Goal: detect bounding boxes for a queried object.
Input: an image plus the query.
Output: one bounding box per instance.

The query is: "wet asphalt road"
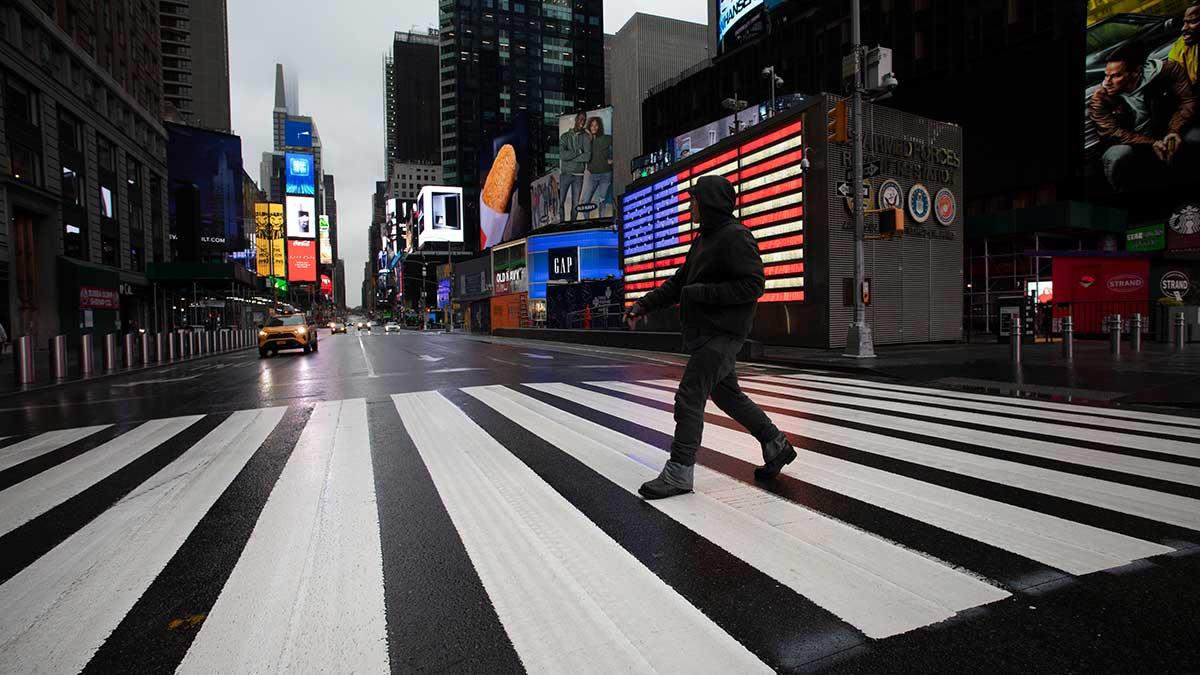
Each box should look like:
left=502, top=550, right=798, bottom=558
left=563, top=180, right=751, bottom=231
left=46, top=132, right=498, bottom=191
left=0, top=329, right=1198, bottom=674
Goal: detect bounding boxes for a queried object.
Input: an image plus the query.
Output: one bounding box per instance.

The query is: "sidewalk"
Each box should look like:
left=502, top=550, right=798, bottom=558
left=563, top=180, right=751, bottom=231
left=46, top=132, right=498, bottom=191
left=757, top=340, right=1200, bottom=409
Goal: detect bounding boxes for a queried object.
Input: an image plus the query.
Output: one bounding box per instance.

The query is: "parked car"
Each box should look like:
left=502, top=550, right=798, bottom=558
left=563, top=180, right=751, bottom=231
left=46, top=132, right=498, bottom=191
left=258, top=313, right=318, bottom=357
left=384, top=322, right=401, bottom=333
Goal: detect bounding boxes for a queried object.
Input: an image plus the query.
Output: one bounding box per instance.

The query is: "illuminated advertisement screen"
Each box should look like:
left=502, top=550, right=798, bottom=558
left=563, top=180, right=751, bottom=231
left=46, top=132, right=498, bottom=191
left=285, top=152, right=315, bottom=195
left=557, top=106, right=614, bottom=222
left=286, top=195, right=316, bottom=239
left=718, top=0, right=764, bottom=44
left=620, top=118, right=805, bottom=307
left=418, top=186, right=465, bottom=246
left=479, top=112, right=530, bottom=249
left=253, top=203, right=286, bottom=277
left=285, top=120, right=313, bottom=147
left=318, top=215, right=333, bottom=264
left=287, top=238, right=317, bottom=282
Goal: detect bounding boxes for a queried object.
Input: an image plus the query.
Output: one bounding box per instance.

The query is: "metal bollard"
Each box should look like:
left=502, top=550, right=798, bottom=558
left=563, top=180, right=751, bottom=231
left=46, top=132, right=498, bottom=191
left=123, top=333, right=137, bottom=368
left=1109, top=314, right=1121, bottom=358
left=1010, top=316, right=1022, bottom=365
left=1061, top=316, right=1074, bottom=360
left=141, top=333, right=152, bottom=365
left=104, top=334, right=118, bottom=372
left=15, top=335, right=36, bottom=384
left=1177, top=313, right=1188, bottom=353
left=1131, top=313, right=1142, bottom=353
left=80, top=334, right=95, bottom=375
left=208, top=331, right=215, bottom=354
left=49, top=335, right=68, bottom=380
left=198, top=331, right=207, bottom=355
left=190, top=330, right=198, bottom=357
left=156, top=333, right=166, bottom=364
left=166, top=332, right=176, bottom=361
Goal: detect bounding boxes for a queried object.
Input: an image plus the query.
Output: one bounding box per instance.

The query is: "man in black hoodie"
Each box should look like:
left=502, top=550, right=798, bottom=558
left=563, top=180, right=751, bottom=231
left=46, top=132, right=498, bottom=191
left=624, top=175, right=797, bottom=500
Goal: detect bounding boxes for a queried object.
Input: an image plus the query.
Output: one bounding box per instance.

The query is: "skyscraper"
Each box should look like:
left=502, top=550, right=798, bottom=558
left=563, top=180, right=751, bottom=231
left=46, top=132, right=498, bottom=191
left=439, top=0, right=606, bottom=248
left=159, top=0, right=232, bottom=131
left=387, top=30, right=440, bottom=168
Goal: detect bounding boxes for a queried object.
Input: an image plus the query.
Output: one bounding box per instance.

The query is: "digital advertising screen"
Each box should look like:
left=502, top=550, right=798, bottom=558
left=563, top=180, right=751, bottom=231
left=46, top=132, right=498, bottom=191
left=320, top=274, right=333, bottom=297
left=621, top=118, right=806, bottom=308
left=287, top=238, right=317, bottom=282
left=417, top=186, right=465, bottom=246
left=718, top=0, right=765, bottom=44
left=319, top=215, right=333, bottom=264
left=531, top=171, right=561, bottom=229
left=557, top=106, right=614, bottom=222
left=285, top=152, right=315, bottom=195
left=285, top=120, right=313, bottom=147
left=253, top=202, right=286, bottom=277
left=286, top=195, right=316, bottom=239
left=479, top=112, right=530, bottom=250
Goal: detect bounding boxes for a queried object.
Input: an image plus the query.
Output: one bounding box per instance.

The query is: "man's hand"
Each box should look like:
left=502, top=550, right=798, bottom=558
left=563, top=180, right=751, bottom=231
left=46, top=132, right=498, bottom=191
left=1153, top=139, right=1168, bottom=162
left=623, top=303, right=644, bottom=330
left=1162, top=133, right=1182, bottom=164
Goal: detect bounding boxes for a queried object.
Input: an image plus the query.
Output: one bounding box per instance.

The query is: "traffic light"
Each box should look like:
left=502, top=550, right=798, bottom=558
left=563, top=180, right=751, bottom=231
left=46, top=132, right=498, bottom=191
left=879, top=207, right=904, bottom=237
left=827, top=100, right=848, bottom=143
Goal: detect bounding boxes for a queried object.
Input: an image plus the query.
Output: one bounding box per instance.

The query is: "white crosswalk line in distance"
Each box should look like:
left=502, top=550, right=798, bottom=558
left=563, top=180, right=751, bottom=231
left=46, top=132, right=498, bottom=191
left=0, top=416, right=204, bottom=537
left=465, top=385, right=1009, bottom=640
left=587, top=382, right=1200, bottom=531
left=393, top=390, right=772, bottom=674
left=704, top=378, right=1200, bottom=459
left=180, top=400, right=388, bottom=674
left=0, top=408, right=285, bottom=675
left=612, top=380, right=1200, bottom=487
left=747, top=374, right=1200, bottom=438
left=0, top=425, right=111, bottom=472
left=781, top=373, right=1200, bottom=429
left=537, top=383, right=1173, bottom=574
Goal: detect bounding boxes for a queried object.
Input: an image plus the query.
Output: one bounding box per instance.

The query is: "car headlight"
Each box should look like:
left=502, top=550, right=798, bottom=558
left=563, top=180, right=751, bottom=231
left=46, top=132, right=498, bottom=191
left=259, top=330, right=268, bottom=338
left=297, top=326, right=306, bottom=334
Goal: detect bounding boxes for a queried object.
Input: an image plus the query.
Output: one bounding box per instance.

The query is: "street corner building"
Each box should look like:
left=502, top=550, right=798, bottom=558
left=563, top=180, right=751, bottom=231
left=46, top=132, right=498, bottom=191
left=620, top=95, right=964, bottom=349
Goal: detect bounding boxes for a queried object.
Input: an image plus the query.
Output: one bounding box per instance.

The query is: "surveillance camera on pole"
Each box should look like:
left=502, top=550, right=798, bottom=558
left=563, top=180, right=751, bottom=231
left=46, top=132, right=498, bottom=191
left=761, top=66, right=784, bottom=117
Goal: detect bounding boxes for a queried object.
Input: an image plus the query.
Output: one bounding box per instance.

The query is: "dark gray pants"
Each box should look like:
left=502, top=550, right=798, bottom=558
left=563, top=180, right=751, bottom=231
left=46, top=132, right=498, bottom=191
left=669, top=334, right=782, bottom=466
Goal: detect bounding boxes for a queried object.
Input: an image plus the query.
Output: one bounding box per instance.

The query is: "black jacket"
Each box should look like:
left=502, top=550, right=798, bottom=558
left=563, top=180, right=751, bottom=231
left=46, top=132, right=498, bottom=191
left=635, top=175, right=765, bottom=342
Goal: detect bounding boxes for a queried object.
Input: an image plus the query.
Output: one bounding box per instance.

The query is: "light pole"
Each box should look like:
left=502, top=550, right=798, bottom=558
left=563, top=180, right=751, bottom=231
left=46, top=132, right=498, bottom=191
left=722, top=95, right=748, bottom=133
left=844, top=0, right=876, bottom=358
left=762, top=66, right=784, bottom=117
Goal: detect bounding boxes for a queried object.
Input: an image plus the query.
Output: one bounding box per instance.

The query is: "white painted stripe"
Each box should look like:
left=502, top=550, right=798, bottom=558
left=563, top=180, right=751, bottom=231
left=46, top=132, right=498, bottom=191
left=761, top=249, right=804, bottom=263
left=0, top=408, right=285, bottom=675
left=765, top=277, right=805, bottom=290
left=600, top=381, right=1200, bottom=488
left=739, top=163, right=804, bottom=192
left=782, top=373, right=1200, bottom=429
left=0, top=416, right=203, bottom=536
left=739, top=192, right=803, bottom=217
left=536, top=384, right=1172, bottom=574
left=751, top=374, right=1200, bottom=438
left=393, top=391, right=770, bottom=674
left=0, top=425, right=111, bottom=472
left=180, top=400, right=387, bottom=674
left=740, top=135, right=804, bottom=166
left=729, top=378, right=1200, bottom=459
left=751, top=220, right=804, bottom=240
left=467, top=385, right=1008, bottom=640
left=522, top=352, right=554, bottom=360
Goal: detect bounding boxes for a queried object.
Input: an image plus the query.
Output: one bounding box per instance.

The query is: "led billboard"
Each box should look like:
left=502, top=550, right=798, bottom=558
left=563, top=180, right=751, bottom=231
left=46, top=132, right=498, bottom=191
left=253, top=203, right=286, bottom=277
left=287, top=238, right=317, bottom=282
left=718, top=0, right=765, bottom=44
left=557, top=106, right=614, bottom=222
left=285, top=120, right=313, bottom=147
left=286, top=195, right=316, bottom=239
left=417, top=186, right=464, bottom=246
left=319, top=215, right=333, bottom=264
left=531, top=171, right=561, bottom=229
left=479, top=113, right=530, bottom=249
left=620, top=118, right=806, bottom=307
left=285, top=152, right=315, bottom=195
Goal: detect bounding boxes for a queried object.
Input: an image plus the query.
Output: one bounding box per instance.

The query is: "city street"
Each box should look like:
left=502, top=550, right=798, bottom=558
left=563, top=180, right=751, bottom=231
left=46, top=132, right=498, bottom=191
left=1, top=331, right=1198, bottom=673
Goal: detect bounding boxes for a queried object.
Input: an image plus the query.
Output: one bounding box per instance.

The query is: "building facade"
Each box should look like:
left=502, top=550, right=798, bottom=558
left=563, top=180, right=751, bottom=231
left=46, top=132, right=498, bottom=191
left=1, top=0, right=170, bottom=341
left=388, top=161, right=442, bottom=203
left=159, top=0, right=231, bottom=132
left=389, top=30, right=440, bottom=168
left=439, top=0, right=606, bottom=249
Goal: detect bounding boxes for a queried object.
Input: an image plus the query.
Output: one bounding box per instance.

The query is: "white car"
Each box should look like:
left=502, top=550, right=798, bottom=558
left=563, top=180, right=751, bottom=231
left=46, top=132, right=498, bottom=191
left=384, top=322, right=401, bottom=333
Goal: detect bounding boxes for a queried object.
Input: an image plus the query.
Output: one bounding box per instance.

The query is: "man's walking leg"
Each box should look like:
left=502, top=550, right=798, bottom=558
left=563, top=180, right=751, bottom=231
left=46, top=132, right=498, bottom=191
left=711, top=371, right=796, bottom=479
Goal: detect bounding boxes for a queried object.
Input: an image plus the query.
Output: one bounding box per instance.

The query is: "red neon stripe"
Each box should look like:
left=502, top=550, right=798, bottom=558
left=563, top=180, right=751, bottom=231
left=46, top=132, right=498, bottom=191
left=740, top=150, right=803, bottom=180
left=758, top=234, right=805, bottom=251
left=624, top=280, right=659, bottom=291
left=691, top=149, right=738, bottom=175
left=765, top=263, right=805, bottom=277
left=625, top=261, right=654, bottom=273
left=761, top=291, right=805, bottom=303
left=678, top=231, right=697, bottom=245
left=737, top=121, right=803, bottom=154
left=744, top=206, right=804, bottom=228
left=677, top=210, right=691, bottom=223
left=737, top=177, right=804, bottom=206
left=655, top=255, right=687, bottom=268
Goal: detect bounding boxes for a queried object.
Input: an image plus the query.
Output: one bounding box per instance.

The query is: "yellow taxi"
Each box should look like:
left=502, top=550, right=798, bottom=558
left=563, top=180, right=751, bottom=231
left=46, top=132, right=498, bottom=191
left=258, top=313, right=318, bottom=357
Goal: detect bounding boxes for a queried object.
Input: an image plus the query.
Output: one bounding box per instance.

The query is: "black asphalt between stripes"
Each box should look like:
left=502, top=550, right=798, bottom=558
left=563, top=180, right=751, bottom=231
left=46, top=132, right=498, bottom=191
left=448, top=387, right=866, bottom=673
left=0, top=413, right=229, bottom=586
left=84, top=405, right=311, bottom=674
left=732, top=382, right=1200, bottom=469
left=764, top=375, right=1200, bottom=431
left=754, top=378, right=1200, bottom=444
left=0, top=423, right=134, bottom=492
left=368, top=396, right=523, bottom=675
left=561, top=383, right=1062, bottom=591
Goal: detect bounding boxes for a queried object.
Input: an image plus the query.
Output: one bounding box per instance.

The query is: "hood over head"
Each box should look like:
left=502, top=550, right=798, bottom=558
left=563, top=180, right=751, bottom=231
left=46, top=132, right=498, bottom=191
left=692, top=175, right=738, bottom=233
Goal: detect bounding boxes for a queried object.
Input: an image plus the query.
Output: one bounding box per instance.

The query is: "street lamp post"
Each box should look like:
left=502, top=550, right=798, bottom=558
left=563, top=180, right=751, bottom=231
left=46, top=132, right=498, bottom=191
left=844, top=0, right=876, bottom=358
left=762, top=66, right=784, bottom=118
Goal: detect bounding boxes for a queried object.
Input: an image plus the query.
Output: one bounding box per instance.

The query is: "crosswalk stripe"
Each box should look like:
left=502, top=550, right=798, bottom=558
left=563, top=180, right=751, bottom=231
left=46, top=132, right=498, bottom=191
left=585, top=382, right=1200, bottom=533
left=394, top=390, right=773, bottom=673
left=180, top=400, right=388, bottom=674
left=0, top=416, right=203, bottom=537
left=0, top=425, right=111, bottom=472
left=466, top=385, right=1009, bottom=640
left=781, top=373, right=1200, bottom=429
left=748, top=375, right=1200, bottom=439
left=532, top=383, right=1174, bottom=575
left=721, top=378, right=1200, bottom=459
left=0, top=408, right=285, bottom=675
left=602, top=381, right=1200, bottom=488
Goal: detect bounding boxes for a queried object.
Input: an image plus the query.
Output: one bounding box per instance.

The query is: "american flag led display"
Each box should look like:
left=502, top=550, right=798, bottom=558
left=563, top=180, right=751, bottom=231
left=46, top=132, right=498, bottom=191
left=620, top=120, right=805, bottom=307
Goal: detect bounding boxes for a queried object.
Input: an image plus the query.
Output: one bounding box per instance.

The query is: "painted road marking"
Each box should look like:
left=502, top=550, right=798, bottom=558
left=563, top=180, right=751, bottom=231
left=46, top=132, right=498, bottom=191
left=0, top=425, right=111, bottom=473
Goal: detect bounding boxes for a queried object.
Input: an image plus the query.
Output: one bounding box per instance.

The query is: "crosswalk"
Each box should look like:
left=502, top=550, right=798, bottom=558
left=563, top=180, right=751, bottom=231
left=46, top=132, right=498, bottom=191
left=1, top=373, right=1198, bottom=673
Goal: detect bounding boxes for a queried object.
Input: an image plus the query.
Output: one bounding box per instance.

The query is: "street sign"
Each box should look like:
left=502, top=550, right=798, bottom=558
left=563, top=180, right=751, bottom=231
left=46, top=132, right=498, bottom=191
left=837, top=181, right=870, bottom=198
left=845, top=160, right=881, bottom=180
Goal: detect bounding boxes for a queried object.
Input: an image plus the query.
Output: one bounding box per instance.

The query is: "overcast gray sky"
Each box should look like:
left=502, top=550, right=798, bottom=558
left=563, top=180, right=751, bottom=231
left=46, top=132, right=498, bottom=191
left=229, top=1, right=707, bottom=307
